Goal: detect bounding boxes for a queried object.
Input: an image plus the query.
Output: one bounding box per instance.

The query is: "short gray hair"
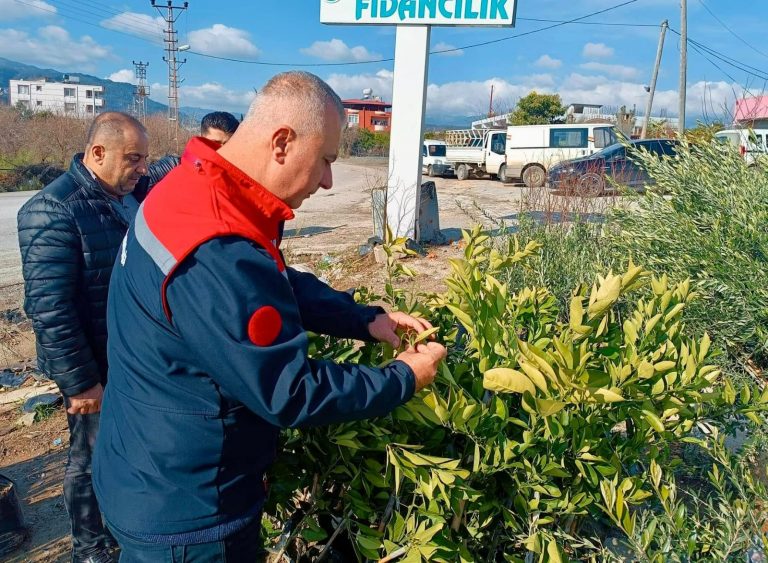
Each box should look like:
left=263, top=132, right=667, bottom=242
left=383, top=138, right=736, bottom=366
left=245, top=71, right=345, bottom=135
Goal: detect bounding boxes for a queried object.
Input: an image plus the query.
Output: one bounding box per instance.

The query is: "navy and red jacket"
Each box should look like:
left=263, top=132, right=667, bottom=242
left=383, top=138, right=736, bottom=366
left=93, top=138, right=416, bottom=542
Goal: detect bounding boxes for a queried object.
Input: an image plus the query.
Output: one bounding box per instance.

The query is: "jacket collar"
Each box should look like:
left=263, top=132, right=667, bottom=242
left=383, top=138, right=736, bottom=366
left=180, top=137, right=295, bottom=226
left=69, top=154, right=104, bottom=195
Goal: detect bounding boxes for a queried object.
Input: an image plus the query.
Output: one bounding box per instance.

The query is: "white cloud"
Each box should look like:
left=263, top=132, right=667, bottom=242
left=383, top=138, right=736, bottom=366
left=0, top=0, right=55, bottom=20
left=101, top=12, right=164, bottom=42
left=322, top=68, right=739, bottom=122
left=0, top=26, right=110, bottom=71
left=108, top=69, right=135, bottom=83
left=150, top=81, right=257, bottom=113
left=433, top=42, right=463, bottom=57
left=325, top=69, right=394, bottom=100
left=535, top=55, right=562, bottom=69
left=301, top=39, right=381, bottom=62
left=582, top=42, right=614, bottom=59
left=580, top=62, right=640, bottom=80
left=187, top=24, right=260, bottom=58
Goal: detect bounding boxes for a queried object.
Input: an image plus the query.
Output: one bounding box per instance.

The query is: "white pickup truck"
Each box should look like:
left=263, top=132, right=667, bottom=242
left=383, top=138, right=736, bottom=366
left=445, top=129, right=511, bottom=182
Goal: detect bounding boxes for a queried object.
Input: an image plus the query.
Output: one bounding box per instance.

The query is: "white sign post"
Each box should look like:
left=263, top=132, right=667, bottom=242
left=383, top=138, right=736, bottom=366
left=321, top=0, right=517, bottom=240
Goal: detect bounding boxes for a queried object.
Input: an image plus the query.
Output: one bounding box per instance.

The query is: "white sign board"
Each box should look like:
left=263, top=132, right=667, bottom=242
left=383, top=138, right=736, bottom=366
left=321, top=0, right=516, bottom=26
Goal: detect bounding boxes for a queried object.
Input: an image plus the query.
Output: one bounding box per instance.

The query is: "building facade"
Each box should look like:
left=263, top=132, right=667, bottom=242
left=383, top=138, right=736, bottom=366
left=734, top=96, right=768, bottom=129
left=10, top=78, right=105, bottom=117
left=342, top=97, right=392, bottom=133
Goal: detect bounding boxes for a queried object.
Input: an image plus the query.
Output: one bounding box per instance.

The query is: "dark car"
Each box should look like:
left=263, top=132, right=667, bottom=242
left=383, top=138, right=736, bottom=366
left=547, top=139, right=680, bottom=195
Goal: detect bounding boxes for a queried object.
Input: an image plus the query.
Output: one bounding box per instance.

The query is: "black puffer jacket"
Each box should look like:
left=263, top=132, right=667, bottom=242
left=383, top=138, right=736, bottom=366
left=17, top=155, right=145, bottom=397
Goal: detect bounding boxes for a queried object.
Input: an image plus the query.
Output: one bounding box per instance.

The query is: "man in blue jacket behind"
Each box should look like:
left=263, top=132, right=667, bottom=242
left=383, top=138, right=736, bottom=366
left=93, top=71, right=446, bottom=561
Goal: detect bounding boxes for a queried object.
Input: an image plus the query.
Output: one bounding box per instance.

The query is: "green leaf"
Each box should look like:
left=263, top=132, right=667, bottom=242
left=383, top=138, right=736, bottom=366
left=591, top=388, right=625, bottom=403
left=483, top=368, right=536, bottom=395
left=546, top=538, right=563, bottom=563
left=536, top=399, right=567, bottom=417
left=642, top=410, right=665, bottom=433
left=588, top=275, right=622, bottom=319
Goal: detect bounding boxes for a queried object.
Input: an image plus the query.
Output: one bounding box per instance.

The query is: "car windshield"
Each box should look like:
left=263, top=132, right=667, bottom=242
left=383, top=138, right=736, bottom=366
left=591, top=143, right=625, bottom=159
left=428, top=144, right=446, bottom=157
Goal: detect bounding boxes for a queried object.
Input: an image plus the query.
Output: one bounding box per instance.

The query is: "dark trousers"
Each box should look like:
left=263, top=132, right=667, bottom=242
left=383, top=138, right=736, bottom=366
left=64, top=402, right=112, bottom=560
left=108, top=517, right=265, bottom=563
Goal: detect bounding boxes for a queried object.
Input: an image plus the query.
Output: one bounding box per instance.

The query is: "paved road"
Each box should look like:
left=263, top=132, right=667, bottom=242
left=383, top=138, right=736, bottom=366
left=0, top=159, right=618, bottom=286
left=0, top=191, right=35, bottom=288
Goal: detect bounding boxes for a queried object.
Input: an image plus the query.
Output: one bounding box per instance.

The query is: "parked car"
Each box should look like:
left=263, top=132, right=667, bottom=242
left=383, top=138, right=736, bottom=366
left=714, top=128, right=768, bottom=167
left=422, top=139, right=453, bottom=177
left=547, top=139, right=680, bottom=195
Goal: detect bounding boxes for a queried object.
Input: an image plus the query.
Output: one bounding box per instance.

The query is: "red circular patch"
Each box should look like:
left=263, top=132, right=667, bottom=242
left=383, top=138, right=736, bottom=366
left=247, top=306, right=282, bottom=346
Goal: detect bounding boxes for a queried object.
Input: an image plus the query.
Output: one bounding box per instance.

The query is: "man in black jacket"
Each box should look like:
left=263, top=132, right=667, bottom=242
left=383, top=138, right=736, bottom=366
left=17, top=111, right=149, bottom=563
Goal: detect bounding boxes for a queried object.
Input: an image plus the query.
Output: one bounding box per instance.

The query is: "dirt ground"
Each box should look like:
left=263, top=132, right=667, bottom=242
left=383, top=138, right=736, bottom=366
left=0, top=158, right=621, bottom=561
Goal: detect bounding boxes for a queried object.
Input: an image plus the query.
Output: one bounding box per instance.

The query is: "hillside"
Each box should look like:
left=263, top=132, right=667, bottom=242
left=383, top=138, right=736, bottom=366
left=0, top=57, right=216, bottom=124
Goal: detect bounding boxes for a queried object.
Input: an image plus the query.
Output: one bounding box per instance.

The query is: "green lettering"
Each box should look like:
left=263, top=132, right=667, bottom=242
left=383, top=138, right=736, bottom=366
left=399, top=0, right=416, bottom=19
left=418, top=0, right=437, bottom=18
left=464, top=0, right=478, bottom=18
left=479, top=0, right=488, bottom=18
left=490, top=0, right=508, bottom=19
left=381, top=0, right=397, bottom=17
left=356, top=0, right=370, bottom=20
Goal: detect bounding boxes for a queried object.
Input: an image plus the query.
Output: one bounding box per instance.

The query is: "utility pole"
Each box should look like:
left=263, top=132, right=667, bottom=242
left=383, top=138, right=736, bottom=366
left=488, top=84, right=494, bottom=117
left=641, top=20, right=668, bottom=139
left=678, top=0, right=687, bottom=137
left=132, top=60, right=150, bottom=123
left=152, top=0, right=188, bottom=141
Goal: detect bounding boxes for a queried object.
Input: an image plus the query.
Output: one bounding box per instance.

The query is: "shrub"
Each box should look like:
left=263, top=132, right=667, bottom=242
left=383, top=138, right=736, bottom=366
left=261, top=229, right=766, bottom=561
left=606, top=141, right=768, bottom=371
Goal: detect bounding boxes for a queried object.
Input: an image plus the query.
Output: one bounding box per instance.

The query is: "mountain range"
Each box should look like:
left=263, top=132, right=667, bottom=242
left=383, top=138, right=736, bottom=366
left=0, top=57, right=217, bottom=124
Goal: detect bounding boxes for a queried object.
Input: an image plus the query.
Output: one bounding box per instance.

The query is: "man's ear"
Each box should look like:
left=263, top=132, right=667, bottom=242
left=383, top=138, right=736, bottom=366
left=89, top=144, right=106, bottom=165
left=271, top=126, right=296, bottom=165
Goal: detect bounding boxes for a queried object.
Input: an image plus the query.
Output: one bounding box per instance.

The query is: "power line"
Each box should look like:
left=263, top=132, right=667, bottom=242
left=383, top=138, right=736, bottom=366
left=16, top=0, right=643, bottom=67
left=48, top=0, right=164, bottom=35
left=696, top=0, right=768, bottom=61
left=518, top=17, right=656, bottom=27
left=184, top=0, right=643, bottom=66
left=12, top=0, right=164, bottom=46
left=668, top=27, right=768, bottom=81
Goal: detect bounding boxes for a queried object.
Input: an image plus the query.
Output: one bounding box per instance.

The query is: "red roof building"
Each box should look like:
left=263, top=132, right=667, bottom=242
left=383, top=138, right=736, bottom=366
left=342, top=98, right=392, bottom=133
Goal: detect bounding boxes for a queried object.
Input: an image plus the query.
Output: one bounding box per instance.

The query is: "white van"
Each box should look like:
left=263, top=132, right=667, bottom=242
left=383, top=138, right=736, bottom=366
left=422, top=139, right=452, bottom=177
left=714, top=128, right=768, bottom=166
left=505, top=123, right=619, bottom=187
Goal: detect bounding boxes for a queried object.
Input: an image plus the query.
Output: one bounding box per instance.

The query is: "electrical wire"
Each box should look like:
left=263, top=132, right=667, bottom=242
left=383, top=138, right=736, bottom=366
left=696, top=0, right=768, bottom=61
left=12, top=0, right=164, bottom=46
left=183, top=0, right=643, bottom=66
left=668, top=27, right=768, bottom=82
left=518, top=17, right=657, bottom=27
left=15, top=0, right=645, bottom=67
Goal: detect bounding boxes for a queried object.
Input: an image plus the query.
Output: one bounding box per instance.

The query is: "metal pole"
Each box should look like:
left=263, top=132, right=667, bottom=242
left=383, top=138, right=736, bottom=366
left=678, top=0, right=687, bottom=137
left=152, top=1, right=187, bottom=144
left=641, top=20, right=668, bottom=139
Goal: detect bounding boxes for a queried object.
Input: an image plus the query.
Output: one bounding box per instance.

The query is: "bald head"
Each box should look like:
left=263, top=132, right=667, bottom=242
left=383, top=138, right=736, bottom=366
left=86, top=112, right=147, bottom=151
left=83, top=112, right=149, bottom=198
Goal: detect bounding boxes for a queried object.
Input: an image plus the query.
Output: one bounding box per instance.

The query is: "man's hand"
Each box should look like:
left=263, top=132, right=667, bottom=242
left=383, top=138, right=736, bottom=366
left=66, top=383, right=104, bottom=415
left=368, top=312, right=434, bottom=348
left=396, top=342, right=447, bottom=392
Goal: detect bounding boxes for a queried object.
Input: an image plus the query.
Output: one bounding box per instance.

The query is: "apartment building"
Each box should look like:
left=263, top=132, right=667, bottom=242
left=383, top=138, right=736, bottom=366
left=9, top=77, right=105, bottom=117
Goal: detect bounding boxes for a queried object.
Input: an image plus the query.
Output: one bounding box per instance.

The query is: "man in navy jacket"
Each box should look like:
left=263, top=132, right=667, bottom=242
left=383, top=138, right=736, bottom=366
left=93, top=72, right=446, bottom=561
left=18, top=112, right=149, bottom=563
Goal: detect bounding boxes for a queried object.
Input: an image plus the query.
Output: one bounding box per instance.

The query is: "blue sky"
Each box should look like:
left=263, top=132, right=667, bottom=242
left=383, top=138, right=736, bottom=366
left=0, top=0, right=766, bottom=124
